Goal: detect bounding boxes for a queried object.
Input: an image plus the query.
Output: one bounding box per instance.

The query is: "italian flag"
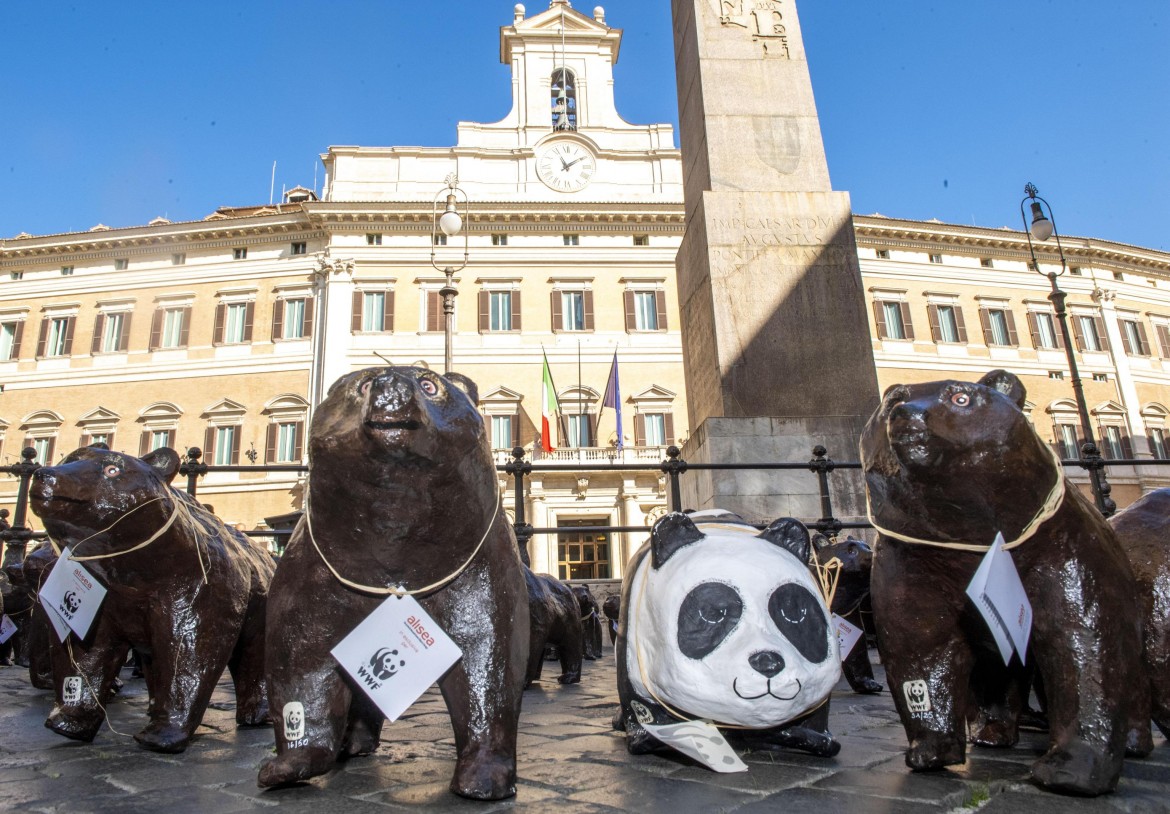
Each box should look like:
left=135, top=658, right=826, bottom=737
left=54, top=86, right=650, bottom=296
left=541, top=350, right=560, bottom=453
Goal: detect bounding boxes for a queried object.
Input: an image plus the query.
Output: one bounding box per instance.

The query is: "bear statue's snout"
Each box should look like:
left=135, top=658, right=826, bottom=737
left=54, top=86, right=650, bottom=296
left=29, top=468, right=57, bottom=500
left=365, top=371, right=424, bottom=430
left=748, top=650, right=785, bottom=678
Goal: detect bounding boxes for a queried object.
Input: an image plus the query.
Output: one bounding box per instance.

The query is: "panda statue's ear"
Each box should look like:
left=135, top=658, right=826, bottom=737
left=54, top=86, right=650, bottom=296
left=650, top=512, right=705, bottom=569
left=758, top=517, right=812, bottom=563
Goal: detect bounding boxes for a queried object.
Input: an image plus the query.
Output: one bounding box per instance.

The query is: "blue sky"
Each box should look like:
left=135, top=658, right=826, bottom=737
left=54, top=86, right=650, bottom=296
left=2, top=2, right=1166, bottom=250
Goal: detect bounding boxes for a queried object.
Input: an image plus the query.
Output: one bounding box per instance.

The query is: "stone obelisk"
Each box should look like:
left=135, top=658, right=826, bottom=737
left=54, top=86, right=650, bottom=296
left=672, top=0, right=879, bottom=523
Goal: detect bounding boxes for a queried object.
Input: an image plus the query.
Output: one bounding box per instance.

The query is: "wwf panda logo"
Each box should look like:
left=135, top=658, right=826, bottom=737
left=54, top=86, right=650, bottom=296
left=624, top=511, right=841, bottom=729
left=282, top=701, right=305, bottom=741
left=369, top=648, right=406, bottom=681
left=62, top=590, right=82, bottom=615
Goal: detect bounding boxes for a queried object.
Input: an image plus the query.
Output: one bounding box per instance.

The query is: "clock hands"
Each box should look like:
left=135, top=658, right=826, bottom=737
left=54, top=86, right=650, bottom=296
left=563, top=156, right=586, bottom=170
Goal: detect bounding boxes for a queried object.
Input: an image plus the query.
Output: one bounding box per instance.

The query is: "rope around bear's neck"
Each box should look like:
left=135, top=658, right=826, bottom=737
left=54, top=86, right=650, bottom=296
left=865, top=443, right=1067, bottom=553
left=303, top=482, right=501, bottom=598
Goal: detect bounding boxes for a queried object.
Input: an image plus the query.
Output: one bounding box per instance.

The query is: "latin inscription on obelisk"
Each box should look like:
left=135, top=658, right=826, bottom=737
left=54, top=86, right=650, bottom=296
left=673, top=0, right=879, bottom=522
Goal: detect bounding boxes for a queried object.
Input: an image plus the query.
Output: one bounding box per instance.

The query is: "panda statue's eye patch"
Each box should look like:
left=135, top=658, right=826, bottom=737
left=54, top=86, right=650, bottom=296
left=677, top=582, right=743, bottom=660
left=768, top=584, right=829, bottom=663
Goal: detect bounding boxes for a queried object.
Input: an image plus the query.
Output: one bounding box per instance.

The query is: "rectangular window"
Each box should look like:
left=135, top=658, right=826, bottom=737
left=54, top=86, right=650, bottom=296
left=149, top=429, right=174, bottom=452
left=433, top=234, right=447, bottom=246
left=291, top=242, right=307, bottom=256
left=61, top=265, right=74, bottom=276
left=563, top=234, right=579, bottom=246
left=283, top=299, right=306, bottom=340
left=213, top=426, right=238, bottom=466
left=366, top=233, right=382, bottom=246
left=101, top=312, right=124, bottom=353
left=161, top=309, right=186, bottom=348
left=1076, top=315, right=1103, bottom=352
left=0, top=321, right=19, bottom=361
left=45, top=317, right=71, bottom=357
left=223, top=303, right=249, bottom=343
left=1113, top=271, right=1125, bottom=282
left=633, top=235, right=649, bottom=247
left=276, top=423, right=298, bottom=462
left=1150, top=428, right=1167, bottom=460
left=561, top=291, right=585, bottom=331
left=11, top=272, right=23, bottom=280
left=172, top=253, right=186, bottom=266
left=985, top=309, right=1012, bottom=346
left=634, top=292, right=659, bottom=331
left=114, top=258, right=128, bottom=270
left=936, top=305, right=960, bottom=343
left=876, top=249, right=890, bottom=259
left=1058, top=424, right=1079, bottom=458
left=86, top=432, right=110, bottom=447
left=643, top=413, right=667, bottom=447
left=1049, top=371, right=1065, bottom=380
left=566, top=414, right=592, bottom=448
left=233, top=247, right=247, bottom=260
left=1120, top=318, right=1151, bottom=356
left=1070, top=267, right=1083, bottom=276
left=1030, top=312, right=1060, bottom=349
left=557, top=519, right=611, bottom=580
left=362, top=292, right=386, bottom=332
left=490, top=416, right=514, bottom=450
left=489, top=292, right=512, bottom=331
left=1092, top=373, right=1109, bottom=382
left=491, top=234, right=508, bottom=246
left=980, top=258, right=995, bottom=268
left=929, top=253, right=943, bottom=264
left=32, top=437, right=53, bottom=464
left=1103, top=425, right=1126, bottom=460
left=881, top=301, right=907, bottom=340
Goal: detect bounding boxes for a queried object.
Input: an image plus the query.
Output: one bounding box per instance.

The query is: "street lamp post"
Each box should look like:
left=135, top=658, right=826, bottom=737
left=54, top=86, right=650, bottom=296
left=1019, top=182, right=1115, bottom=516
left=431, top=174, right=469, bottom=374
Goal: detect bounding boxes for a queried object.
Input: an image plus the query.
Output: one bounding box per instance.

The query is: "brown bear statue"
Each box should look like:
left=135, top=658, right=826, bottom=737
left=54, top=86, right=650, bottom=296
left=862, top=370, right=1145, bottom=796
left=525, top=568, right=584, bottom=686
left=258, top=366, right=528, bottom=801
left=29, top=446, right=275, bottom=752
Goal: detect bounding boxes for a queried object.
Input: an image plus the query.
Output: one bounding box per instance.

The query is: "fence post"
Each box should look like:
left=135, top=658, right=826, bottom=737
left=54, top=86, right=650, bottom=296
left=1079, top=441, right=1117, bottom=517
left=662, top=445, right=687, bottom=513
left=2, top=447, right=39, bottom=570
left=808, top=445, right=843, bottom=539
left=181, top=447, right=208, bottom=498
left=504, top=446, right=533, bottom=566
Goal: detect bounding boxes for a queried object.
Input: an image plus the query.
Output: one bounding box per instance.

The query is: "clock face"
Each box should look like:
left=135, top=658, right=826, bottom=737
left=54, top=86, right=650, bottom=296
left=536, top=142, right=596, bottom=193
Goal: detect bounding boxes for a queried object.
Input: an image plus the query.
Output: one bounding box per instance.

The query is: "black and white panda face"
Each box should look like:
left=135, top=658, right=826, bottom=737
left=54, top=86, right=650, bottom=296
left=627, top=519, right=841, bottom=728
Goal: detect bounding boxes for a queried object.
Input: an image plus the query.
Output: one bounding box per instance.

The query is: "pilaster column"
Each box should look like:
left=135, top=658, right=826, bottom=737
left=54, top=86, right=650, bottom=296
left=1094, top=287, right=1150, bottom=456
left=310, top=253, right=356, bottom=411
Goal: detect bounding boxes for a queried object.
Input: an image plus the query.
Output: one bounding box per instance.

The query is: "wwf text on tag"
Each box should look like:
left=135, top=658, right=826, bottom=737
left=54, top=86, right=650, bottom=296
left=642, top=720, right=748, bottom=773
left=38, top=547, right=108, bottom=640
left=331, top=594, right=462, bottom=723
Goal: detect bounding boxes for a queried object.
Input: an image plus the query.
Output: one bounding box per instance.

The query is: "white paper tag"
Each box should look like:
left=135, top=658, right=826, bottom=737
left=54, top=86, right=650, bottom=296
left=641, top=720, right=748, bottom=773
left=44, top=602, right=72, bottom=643
left=38, top=547, right=107, bottom=640
left=903, top=679, right=932, bottom=714
left=0, top=615, right=17, bottom=644
left=282, top=702, right=307, bottom=747
left=832, top=613, right=864, bottom=660
left=330, top=594, right=462, bottom=723
left=965, top=532, right=1032, bottom=665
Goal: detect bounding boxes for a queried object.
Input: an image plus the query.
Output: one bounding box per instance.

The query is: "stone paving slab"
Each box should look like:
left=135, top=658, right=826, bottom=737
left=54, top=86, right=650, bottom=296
left=1, top=645, right=1168, bottom=813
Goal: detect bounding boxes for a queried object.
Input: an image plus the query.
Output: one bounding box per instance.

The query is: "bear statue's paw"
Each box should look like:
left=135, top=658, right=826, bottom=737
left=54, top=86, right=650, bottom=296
left=969, top=718, right=1018, bottom=749
left=450, top=755, right=517, bottom=801
left=45, top=707, right=103, bottom=742
left=341, top=723, right=381, bottom=758
left=610, top=709, right=626, bottom=732
left=849, top=677, right=884, bottom=695
left=906, top=734, right=965, bottom=771
left=135, top=721, right=191, bottom=753
left=1031, top=740, right=1121, bottom=797
left=258, top=747, right=335, bottom=788
left=235, top=700, right=271, bottom=728
left=557, top=671, right=581, bottom=685
left=1125, top=723, right=1153, bottom=758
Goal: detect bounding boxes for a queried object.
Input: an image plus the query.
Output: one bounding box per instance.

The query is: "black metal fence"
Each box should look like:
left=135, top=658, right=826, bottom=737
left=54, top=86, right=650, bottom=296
left=1, top=443, right=1165, bottom=567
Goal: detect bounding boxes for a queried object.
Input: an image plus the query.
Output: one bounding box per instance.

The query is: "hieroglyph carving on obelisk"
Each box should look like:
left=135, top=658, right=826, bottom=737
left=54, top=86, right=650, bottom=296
left=709, top=0, right=791, bottom=57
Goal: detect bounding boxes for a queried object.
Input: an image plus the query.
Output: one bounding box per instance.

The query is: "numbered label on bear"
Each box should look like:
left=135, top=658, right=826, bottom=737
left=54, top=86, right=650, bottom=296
left=903, top=679, right=932, bottom=714
left=641, top=720, right=748, bottom=773
left=832, top=614, right=864, bottom=660
left=38, top=547, right=107, bottom=639
left=62, top=676, right=85, bottom=705
left=282, top=701, right=307, bottom=747
left=0, top=615, right=17, bottom=644
left=331, top=594, right=461, bottom=723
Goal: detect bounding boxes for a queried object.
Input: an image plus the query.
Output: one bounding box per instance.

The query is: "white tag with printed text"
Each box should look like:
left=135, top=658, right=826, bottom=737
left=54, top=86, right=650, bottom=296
left=330, top=594, right=462, bottom=723
left=0, top=615, right=17, bottom=644
left=38, top=548, right=107, bottom=640
left=642, top=720, right=748, bottom=773
left=965, top=532, right=1032, bottom=666
left=832, top=614, right=864, bottom=660
left=44, top=602, right=72, bottom=642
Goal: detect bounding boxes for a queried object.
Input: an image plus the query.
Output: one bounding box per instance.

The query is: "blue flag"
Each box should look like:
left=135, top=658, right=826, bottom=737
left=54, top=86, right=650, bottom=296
left=601, top=351, right=623, bottom=449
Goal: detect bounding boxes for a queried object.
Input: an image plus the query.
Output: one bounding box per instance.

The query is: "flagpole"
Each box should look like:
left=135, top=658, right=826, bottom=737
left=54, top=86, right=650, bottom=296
left=578, top=340, right=583, bottom=447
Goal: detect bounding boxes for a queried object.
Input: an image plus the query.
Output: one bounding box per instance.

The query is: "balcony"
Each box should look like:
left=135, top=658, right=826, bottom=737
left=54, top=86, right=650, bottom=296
left=492, top=446, right=668, bottom=466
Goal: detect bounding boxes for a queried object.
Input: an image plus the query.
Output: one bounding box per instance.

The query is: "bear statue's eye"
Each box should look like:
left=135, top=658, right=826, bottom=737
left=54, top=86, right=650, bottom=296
left=419, top=378, right=439, bottom=397
left=103, top=464, right=121, bottom=478
left=769, top=583, right=830, bottom=663
left=359, top=379, right=372, bottom=397
left=677, top=582, right=743, bottom=660
left=951, top=392, right=971, bottom=407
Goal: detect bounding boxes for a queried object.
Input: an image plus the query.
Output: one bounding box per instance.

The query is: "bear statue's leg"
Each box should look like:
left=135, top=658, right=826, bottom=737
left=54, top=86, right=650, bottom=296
left=227, top=592, right=270, bottom=727
left=45, top=634, right=129, bottom=743
left=135, top=601, right=238, bottom=753
left=1150, top=635, right=1170, bottom=740
left=738, top=700, right=841, bottom=758
left=555, top=616, right=584, bottom=685
left=429, top=556, right=526, bottom=801
left=872, top=545, right=973, bottom=771
left=525, top=619, right=547, bottom=687
left=967, top=651, right=1026, bottom=748
left=28, top=609, right=57, bottom=690
left=841, top=606, right=882, bottom=694
left=1024, top=556, right=1135, bottom=796
left=339, top=688, right=384, bottom=758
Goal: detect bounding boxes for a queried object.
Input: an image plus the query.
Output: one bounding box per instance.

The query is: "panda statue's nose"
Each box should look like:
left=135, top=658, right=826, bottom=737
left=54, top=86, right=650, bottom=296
left=748, top=650, right=785, bottom=678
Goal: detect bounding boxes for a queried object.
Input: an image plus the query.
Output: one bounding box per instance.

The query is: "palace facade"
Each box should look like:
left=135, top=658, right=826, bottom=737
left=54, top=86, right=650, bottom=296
left=2, top=2, right=1168, bottom=577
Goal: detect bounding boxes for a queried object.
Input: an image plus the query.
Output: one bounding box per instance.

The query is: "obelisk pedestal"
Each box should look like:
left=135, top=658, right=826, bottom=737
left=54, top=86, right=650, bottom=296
left=672, top=0, right=879, bottom=524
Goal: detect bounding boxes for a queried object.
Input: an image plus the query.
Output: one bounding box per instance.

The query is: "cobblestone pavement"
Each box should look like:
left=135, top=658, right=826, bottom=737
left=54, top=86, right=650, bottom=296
left=1, top=646, right=1168, bottom=813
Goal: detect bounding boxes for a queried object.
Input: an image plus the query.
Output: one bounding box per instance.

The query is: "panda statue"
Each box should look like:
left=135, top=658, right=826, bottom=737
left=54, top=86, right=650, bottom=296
left=613, top=510, right=842, bottom=759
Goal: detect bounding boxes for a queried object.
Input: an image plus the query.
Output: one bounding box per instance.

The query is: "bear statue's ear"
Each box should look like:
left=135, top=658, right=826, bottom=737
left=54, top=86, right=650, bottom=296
left=444, top=372, right=479, bottom=406
left=810, top=531, right=831, bottom=551
left=978, top=369, right=1027, bottom=408
left=141, top=447, right=182, bottom=484
left=757, top=517, right=812, bottom=563
left=650, top=512, right=705, bottom=569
